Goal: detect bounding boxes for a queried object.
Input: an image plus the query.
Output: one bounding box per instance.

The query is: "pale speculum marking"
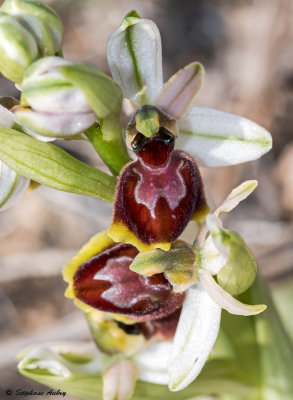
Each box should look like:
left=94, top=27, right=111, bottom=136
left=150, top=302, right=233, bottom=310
left=133, top=155, right=187, bottom=219
left=94, top=256, right=169, bottom=308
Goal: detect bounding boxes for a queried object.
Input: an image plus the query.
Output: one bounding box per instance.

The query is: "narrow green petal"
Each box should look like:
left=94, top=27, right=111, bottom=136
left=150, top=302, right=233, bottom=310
left=198, top=269, right=266, bottom=316
left=214, top=180, right=258, bottom=217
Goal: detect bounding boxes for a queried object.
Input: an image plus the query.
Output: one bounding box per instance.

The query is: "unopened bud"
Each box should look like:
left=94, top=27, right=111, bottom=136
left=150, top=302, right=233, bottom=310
left=1, top=0, right=63, bottom=56
left=0, top=0, right=63, bottom=83
left=0, top=12, right=38, bottom=83
left=15, top=57, right=96, bottom=138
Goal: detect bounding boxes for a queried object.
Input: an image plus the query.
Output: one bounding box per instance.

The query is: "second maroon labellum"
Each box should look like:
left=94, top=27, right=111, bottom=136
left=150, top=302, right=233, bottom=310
left=73, top=242, right=184, bottom=322
left=108, top=122, right=208, bottom=251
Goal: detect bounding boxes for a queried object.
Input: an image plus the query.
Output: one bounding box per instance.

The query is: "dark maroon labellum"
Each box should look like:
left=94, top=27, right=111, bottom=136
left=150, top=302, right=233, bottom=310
left=111, top=127, right=207, bottom=246
left=73, top=242, right=184, bottom=322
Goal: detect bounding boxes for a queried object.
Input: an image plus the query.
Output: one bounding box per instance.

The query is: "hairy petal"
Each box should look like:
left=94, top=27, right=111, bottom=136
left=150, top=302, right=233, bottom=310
left=155, top=62, right=204, bottom=120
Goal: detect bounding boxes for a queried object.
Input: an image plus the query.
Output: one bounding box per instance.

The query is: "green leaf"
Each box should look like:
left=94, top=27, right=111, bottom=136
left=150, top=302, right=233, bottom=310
left=272, top=278, right=293, bottom=342
left=59, top=63, right=123, bottom=141
left=221, top=276, right=293, bottom=399
left=251, top=276, right=293, bottom=400
left=0, top=127, right=116, bottom=202
left=85, top=124, right=130, bottom=177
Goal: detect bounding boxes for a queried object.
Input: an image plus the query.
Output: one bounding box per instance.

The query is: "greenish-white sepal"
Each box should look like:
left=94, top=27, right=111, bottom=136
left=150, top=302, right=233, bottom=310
left=214, top=180, right=258, bottom=217
left=200, top=235, right=228, bottom=275
left=134, top=341, right=172, bottom=385
left=59, top=63, right=123, bottom=142
left=0, top=12, right=38, bottom=82
left=15, top=109, right=96, bottom=137
left=0, top=127, right=116, bottom=202
left=206, top=214, right=257, bottom=296
left=2, top=0, right=63, bottom=55
left=0, top=103, right=15, bottom=127
left=198, top=269, right=266, bottom=316
left=121, top=98, right=138, bottom=129
left=21, top=57, right=92, bottom=113
left=168, top=283, right=221, bottom=391
left=18, top=344, right=114, bottom=377
left=18, top=346, right=72, bottom=378
left=205, top=215, right=229, bottom=258
left=177, top=107, right=272, bottom=167
left=0, top=161, right=30, bottom=211
left=155, top=62, right=204, bottom=120
left=103, top=359, right=138, bottom=400
left=107, top=16, right=163, bottom=107
left=23, top=126, right=56, bottom=142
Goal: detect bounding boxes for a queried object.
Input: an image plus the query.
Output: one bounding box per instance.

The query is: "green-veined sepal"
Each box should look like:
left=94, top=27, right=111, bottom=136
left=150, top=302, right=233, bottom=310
left=1, top=0, right=63, bottom=56
left=0, top=12, right=38, bottom=83
left=107, top=12, right=163, bottom=107
left=177, top=107, right=272, bottom=167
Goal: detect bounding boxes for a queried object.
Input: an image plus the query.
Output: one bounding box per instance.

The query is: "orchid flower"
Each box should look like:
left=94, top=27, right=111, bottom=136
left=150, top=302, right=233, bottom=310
left=2, top=4, right=290, bottom=400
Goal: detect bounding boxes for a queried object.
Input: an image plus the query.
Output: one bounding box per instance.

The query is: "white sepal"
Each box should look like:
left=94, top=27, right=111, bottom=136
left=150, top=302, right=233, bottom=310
left=198, top=268, right=266, bottom=316
left=177, top=107, right=272, bottom=167
left=103, top=359, right=138, bottom=400
left=0, top=104, right=16, bottom=127
left=214, top=180, right=258, bottom=217
left=134, top=341, right=172, bottom=385
left=200, top=234, right=228, bottom=275
left=18, top=346, right=72, bottom=378
left=15, top=109, right=96, bottom=138
left=0, top=161, right=30, bottom=211
left=168, top=283, right=221, bottom=391
left=107, top=17, right=163, bottom=107
left=205, top=214, right=229, bottom=258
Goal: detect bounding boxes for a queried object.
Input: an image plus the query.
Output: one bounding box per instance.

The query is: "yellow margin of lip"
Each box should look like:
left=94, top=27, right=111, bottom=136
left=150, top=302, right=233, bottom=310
left=62, top=231, right=114, bottom=313
left=107, top=222, right=171, bottom=253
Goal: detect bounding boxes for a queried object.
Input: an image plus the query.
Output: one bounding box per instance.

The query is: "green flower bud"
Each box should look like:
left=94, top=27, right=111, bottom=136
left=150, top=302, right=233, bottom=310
left=1, top=0, right=63, bottom=54
left=15, top=57, right=97, bottom=138
left=0, top=0, right=63, bottom=83
left=0, top=12, right=38, bottom=83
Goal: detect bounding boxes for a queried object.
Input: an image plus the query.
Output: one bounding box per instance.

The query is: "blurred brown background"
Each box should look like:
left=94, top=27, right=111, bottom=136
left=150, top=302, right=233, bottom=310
left=0, top=0, right=293, bottom=399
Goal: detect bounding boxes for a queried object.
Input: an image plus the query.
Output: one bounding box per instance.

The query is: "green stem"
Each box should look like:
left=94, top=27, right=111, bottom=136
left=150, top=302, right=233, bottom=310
left=85, top=123, right=130, bottom=177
